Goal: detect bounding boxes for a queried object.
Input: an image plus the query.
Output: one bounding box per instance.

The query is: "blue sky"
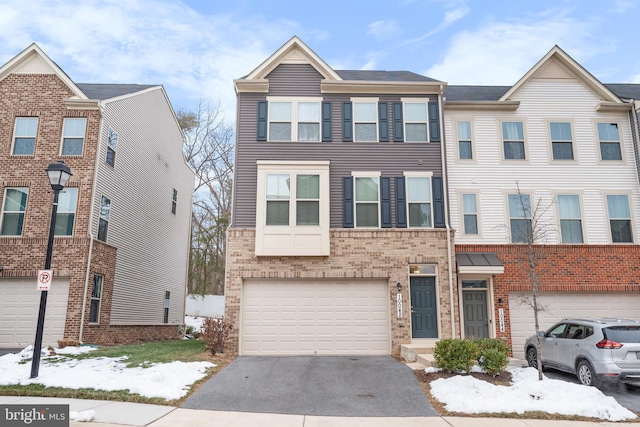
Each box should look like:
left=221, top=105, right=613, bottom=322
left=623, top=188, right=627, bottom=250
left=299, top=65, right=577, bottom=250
left=1, top=0, right=638, bottom=122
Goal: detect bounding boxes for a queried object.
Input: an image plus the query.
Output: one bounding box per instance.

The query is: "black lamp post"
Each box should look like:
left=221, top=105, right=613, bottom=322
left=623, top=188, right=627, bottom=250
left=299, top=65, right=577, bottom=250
left=30, top=161, right=72, bottom=379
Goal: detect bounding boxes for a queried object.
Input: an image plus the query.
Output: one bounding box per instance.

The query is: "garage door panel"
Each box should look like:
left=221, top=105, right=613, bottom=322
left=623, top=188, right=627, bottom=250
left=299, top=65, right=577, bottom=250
left=241, top=280, right=390, bottom=355
left=509, top=292, right=640, bottom=360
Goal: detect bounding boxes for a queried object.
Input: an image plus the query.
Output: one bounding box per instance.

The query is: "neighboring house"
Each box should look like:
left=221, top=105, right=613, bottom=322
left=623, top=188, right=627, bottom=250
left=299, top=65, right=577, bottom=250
left=225, top=36, right=456, bottom=356
left=0, top=44, right=194, bottom=348
left=443, top=46, right=640, bottom=359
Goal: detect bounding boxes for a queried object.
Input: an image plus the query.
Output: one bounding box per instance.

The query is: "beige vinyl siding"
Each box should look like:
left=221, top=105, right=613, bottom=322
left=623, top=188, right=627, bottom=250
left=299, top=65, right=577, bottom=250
left=445, top=79, right=640, bottom=244
left=93, top=88, right=194, bottom=324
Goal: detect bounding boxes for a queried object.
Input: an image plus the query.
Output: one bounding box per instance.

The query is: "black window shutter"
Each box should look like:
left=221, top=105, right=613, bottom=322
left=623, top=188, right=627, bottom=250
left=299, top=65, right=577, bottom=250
left=380, top=177, right=391, bottom=228
left=379, top=102, right=389, bottom=142
left=395, top=177, right=407, bottom=228
left=393, top=102, right=404, bottom=142
left=322, top=101, right=332, bottom=142
left=342, top=102, right=353, bottom=142
left=429, top=101, right=440, bottom=143
left=432, top=176, right=445, bottom=228
left=257, top=101, right=268, bottom=141
left=343, top=176, right=354, bottom=228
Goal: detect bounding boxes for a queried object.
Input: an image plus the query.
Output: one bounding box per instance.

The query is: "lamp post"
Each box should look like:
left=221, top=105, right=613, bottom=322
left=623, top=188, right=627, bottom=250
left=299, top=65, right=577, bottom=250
left=30, top=161, right=72, bottom=378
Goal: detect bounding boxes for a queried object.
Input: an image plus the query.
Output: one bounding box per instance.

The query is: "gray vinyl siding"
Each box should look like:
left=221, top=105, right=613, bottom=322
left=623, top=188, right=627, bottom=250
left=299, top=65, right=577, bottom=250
left=233, top=64, right=443, bottom=228
left=93, top=88, right=195, bottom=324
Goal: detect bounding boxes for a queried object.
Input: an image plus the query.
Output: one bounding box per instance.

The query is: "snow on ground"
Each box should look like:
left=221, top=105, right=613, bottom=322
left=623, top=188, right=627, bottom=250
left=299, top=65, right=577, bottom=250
left=430, top=367, right=637, bottom=421
left=0, top=347, right=214, bottom=401
left=184, top=315, right=205, bottom=332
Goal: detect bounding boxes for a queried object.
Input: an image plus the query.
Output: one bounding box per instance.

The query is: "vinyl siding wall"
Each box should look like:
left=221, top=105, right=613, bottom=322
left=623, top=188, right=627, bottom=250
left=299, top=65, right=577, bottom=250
left=445, top=79, right=640, bottom=244
left=93, top=88, right=194, bottom=324
left=233, top=64, right=443, bottom=229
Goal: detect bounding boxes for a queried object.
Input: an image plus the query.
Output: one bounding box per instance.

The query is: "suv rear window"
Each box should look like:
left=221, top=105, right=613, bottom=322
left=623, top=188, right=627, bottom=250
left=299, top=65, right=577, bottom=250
left=603, top=325, right=640, bottom=343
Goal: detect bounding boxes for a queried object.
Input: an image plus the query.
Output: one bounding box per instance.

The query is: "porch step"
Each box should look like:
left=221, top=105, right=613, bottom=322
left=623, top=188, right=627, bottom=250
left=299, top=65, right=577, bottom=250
left=400, top=341, right=438, bottom=363
left=405, top=362, right=427, bottom=371
left=416, top=353, right=437, bottom=368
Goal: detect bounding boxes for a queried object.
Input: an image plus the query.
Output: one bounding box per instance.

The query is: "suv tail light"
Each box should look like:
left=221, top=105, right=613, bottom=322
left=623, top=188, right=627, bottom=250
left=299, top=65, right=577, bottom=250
left=595, top=339, right=623, bottom=349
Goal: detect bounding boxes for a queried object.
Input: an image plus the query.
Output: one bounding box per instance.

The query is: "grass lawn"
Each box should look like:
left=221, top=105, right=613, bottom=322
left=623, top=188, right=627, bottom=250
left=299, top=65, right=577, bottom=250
left=0, top=339, right=233, bottom=406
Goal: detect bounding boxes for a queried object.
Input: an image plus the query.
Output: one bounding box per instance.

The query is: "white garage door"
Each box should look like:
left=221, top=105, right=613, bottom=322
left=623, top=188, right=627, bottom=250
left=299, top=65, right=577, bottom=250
left=241, top=279, right=390, bottom=355
left=0, top=278, right=70, bottom=348
left=509, top=292, right=640, bottom=360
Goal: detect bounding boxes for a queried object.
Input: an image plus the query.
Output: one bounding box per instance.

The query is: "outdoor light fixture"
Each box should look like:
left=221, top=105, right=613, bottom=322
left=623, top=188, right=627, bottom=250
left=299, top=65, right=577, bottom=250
left=397, top=282, right=402, bottom=292
left=30, top=161, right=73, bottom=379
left=498, top=298, right=504, bottom=307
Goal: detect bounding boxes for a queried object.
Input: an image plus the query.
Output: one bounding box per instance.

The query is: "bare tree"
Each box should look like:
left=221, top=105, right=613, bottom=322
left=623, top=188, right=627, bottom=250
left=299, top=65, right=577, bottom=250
left=177, top=100, right=234, bottom=295
left=507, top=182, right=554, bottom=381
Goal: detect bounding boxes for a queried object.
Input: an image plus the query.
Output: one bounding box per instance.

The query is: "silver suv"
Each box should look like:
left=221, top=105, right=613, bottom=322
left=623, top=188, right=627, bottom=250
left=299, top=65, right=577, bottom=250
left=525, top=318, right=640, bottom=387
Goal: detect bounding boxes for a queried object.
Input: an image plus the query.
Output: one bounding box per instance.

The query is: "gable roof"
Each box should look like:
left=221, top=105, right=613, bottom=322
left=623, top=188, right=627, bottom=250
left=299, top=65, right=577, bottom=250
left=445, top=84, right=640, bottom=102
left=335, top=70, right=440, bottom=83
left=77, top=83, right=157, bottom=100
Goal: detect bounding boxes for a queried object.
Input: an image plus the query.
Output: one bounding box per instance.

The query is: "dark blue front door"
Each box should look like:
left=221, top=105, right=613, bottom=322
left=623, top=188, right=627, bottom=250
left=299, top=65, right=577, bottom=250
left=410, top=276, right=437, bottom=338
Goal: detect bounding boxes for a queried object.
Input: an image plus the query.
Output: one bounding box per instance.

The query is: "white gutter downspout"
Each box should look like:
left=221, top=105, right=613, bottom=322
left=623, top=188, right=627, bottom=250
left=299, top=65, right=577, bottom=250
left=79, top=102, right=105, bottom=343
left=438, top=87, right=457, bottom=339
left=630, top=100, right=640, bottom=187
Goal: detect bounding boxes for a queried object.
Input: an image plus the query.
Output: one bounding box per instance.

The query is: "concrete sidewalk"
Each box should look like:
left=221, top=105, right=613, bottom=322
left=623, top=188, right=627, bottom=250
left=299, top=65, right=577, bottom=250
left=2, top=396, right=639, bottom=427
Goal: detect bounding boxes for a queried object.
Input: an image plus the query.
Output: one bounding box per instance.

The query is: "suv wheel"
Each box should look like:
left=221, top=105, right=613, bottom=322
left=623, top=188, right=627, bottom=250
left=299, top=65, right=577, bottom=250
left=577, top=360, right=598, bottom=387
left=526, top=347, right=538, bottom=368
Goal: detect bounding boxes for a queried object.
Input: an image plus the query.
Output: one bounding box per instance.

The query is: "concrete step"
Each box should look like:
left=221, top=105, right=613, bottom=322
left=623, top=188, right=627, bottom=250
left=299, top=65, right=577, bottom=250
left=400, top=341, right=438, bottom=362
left=416, top=353, right=437, bottom=368
left=404, top=362, right=426, bottom=371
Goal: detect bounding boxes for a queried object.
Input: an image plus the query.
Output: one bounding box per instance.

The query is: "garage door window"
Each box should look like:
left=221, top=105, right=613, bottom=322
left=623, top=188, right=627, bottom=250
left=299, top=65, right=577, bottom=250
left=89, top=274, right=103, bottom=323
left=1, top=187, right=29, bottom=236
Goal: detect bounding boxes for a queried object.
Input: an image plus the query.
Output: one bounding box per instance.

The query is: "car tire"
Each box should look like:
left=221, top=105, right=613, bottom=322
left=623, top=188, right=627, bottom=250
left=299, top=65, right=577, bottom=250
left=577, top=360, right=599, bottom=387
left=526, top=346, right=538, bottom=369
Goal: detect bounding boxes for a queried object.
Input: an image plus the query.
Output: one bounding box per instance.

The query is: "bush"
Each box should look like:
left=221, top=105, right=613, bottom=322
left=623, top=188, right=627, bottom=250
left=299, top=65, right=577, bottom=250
left=185, top=325, right=201, bottom=339
left=433, top=339, right=480, bottom=373
left=200, top=316, right=233, bottom=355
left=475, top=338, right=509, bottom=376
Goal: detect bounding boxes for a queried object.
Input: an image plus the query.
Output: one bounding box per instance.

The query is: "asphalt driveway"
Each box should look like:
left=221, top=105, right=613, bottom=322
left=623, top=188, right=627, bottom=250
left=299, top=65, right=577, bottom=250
left=181, top=356, right=438, bottom=417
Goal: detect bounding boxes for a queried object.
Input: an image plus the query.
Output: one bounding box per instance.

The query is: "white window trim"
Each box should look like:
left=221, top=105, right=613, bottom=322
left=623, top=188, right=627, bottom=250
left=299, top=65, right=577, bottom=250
left=595, top=120, right=625, bottom=163
left=89, top=274, right=103, bottom=324
left=553, top=191, right=585, bottom=244
left=55, top=187, right=78, bottom=237
left=1, top=187, right=29, bottom=237
left=266, top=96, right=323, bottom=142
left=351, top=97, right=379, bottom=143
left=12, top=117, right=38, bottom=156
left=107, top=128, right=118, bottom=167
left=454, top=118, right=475, bottom=162
left=505, top=190, right=533, bottom=243
left=546, top=119, right=578, bottom=163
left=603, top=191, right=635, bottom=244
left=352, top=171, right=381, bottom=228
left=458, top=190, right=482, bottom=236
left=403, top=171, right=434, bottom=228
left=60, top=117, right=87, bottom=156
left=499, top=119, right=529, bottom=162
left=401, top=98, right=430, bottom=143
left=256, top=160, right=330, bottom=256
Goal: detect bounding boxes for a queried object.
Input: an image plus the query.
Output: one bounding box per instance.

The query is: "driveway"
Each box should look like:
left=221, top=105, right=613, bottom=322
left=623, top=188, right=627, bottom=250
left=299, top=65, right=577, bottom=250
left=181, top=356, right=438, bottom=417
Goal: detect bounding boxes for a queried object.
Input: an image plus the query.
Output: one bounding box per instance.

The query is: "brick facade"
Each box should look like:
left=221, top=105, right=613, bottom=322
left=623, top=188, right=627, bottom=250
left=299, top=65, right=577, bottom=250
left=225, top=228, right=458, bottom=356
left=456, top=244, right=640, bottom=350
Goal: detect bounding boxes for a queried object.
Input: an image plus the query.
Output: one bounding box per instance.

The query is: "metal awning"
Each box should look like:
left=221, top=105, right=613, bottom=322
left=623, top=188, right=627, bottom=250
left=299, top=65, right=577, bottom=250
left=456, top=252, right=504, bottom=274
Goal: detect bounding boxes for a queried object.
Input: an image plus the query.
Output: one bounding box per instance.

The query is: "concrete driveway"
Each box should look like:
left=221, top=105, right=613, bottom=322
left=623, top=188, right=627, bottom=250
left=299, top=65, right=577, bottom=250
left=181, top=356, right=438, bottom=417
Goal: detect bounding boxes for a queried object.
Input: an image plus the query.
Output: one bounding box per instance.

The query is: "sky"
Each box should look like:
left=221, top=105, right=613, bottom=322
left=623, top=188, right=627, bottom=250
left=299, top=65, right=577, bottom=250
left=0, top=0, right=639, bottom=123
left=0, top=340, right=636, bottom=422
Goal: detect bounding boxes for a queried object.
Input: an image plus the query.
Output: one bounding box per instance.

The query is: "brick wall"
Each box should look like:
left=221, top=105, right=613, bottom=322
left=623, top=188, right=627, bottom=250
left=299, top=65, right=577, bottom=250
left=225, top=228, right=457, bottom=356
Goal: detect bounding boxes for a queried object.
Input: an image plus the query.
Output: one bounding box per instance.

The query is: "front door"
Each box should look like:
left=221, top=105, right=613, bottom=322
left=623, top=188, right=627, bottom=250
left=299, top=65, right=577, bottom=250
left=463, top=290, right=489, bottom=338
left=410, top=276, right=437, bottom=338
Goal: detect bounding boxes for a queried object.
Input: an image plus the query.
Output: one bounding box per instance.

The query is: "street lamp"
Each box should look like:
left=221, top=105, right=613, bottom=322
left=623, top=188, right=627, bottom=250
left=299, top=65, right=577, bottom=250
left=30, top=161, right=73, bottom=378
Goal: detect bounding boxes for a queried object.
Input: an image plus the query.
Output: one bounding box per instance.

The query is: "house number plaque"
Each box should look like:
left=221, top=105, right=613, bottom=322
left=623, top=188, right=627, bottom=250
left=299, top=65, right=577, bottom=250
left=396, top=293, right=402, bottom=318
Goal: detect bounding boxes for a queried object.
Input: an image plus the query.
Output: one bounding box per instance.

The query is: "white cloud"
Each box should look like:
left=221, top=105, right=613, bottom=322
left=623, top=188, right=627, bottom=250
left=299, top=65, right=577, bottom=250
left=367, top=20, right=401, bottom=40
left=612, top=0, right=636, bottom=13
left=405, top=5, right=470, bottom=44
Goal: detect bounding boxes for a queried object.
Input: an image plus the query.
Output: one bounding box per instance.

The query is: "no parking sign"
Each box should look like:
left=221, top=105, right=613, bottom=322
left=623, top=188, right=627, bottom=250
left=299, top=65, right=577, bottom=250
left=37, top=270, right=52, bottom=291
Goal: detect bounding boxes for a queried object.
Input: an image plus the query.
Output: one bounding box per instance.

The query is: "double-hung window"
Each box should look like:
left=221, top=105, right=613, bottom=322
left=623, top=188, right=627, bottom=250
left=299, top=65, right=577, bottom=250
left=268, top=98, right=321, bottom=142
left=557, top=194, right=583, bottom=243
left=353, top=100, right=378, bottom=142
left=457, top=121, right=473, bottom=160
left=98, top=196, right=111, bottom=242
left=598, top=123, right=622, bottom=161
left=1, top=188, right=28, bottom=236
left=462, top=193, right=478, bottom=234
left=606, top=194, right=633, bottom=243
left=164, top=291, right=170, bottom=323
left=89, top=274, right=103, bottom=323
left=61, top=118, right=87, bottom=155
left=171, top=189, right=177, bottom=214
left=354, top=175, right=380, bottom=227
left=107, top=128, right=117, bottom=167
left=403, top=102, right=428, bottom=142
left=508, top=193, right=532, bottom=243
left=502, top=121, right=525, bottom=160
left=265, top=173, right=320, bottom=225
left=55, top=188, right=78, bottom=236
left=406, top=175, right=432, bottom=227
left=12, top=117, right=38, bottom=155
left=550, top=122, right=574, bottom=160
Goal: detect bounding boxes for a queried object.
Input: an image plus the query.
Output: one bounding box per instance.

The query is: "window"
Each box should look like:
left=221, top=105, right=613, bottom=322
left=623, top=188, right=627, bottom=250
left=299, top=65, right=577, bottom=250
left=171, top=189, right=177, bottom=214
left=89, top=274, right=103, bottom=323
left=353, top=101, right=378, bottom=142
left=457, top=121, right=473, bottom=160
left=403, top=102, right=428, bottom=142
left=296, top=174, right=319, bottom=226
left=12, top=117, right=38, bottom=155
left=462, top=193, right=478, bottom=234
left=1, top=188, right=28, bottom=236
left=508, top=193, right=532, bottom=243
left=61, top=118, right=87, bottom=155
left=550, top=122, right=573, bottom=160
left=502, top=121, right=525, bottom=160
left=557, top=194, right=583, bottom=243
left=164, top=291, right=170, bottom=323
left=98, top=196, right=110, bottom=242
left=355, top=176, right=379, bottom=227
left=598, top=123, right=622, bottom=160
left=268, top=98, right=321, bottom=142
left=266, top=174, right=290, bottom=225
left=606, top=194, right=633, bottom=243
left=55, top=188, right=78, bottom=236
left=406, top=176, right=432, bottom=227
left=107, top=128, right=117, bottom=167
